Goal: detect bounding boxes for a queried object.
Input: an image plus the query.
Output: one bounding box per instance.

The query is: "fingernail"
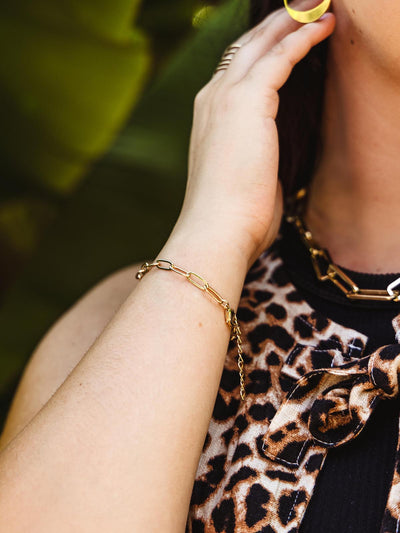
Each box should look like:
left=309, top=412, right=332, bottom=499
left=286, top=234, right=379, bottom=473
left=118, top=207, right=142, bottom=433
left=319, top=13, right=333, bottom=21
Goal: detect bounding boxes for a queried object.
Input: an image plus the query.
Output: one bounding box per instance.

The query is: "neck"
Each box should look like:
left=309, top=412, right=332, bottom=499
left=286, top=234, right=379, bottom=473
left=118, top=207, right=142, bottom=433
left=305, top=12, right=400, bottom=274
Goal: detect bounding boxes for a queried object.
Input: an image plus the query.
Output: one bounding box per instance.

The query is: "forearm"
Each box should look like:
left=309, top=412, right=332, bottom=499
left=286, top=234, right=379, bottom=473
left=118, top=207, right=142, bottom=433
left=0, top=229, right=249, bottom=533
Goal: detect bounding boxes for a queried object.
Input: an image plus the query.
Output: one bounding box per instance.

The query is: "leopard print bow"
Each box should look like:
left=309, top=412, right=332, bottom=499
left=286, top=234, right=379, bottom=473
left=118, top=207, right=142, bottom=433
left=262, top=344, right=400, bottom=467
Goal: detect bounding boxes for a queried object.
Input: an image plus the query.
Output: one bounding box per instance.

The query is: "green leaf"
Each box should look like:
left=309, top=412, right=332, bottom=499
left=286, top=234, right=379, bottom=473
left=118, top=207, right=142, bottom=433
left=0, top=0, right=151, bottom=194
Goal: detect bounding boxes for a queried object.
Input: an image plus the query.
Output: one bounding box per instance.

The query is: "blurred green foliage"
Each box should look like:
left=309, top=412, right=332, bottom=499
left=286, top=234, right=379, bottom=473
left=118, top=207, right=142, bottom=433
left=0, top=0, right=250, bottom=428
left=0, top=0, right=150, bottom=193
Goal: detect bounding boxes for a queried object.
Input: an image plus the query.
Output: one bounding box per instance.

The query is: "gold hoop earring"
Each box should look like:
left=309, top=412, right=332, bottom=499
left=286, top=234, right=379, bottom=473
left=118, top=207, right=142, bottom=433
left=284, top=0, right=331, bottom=23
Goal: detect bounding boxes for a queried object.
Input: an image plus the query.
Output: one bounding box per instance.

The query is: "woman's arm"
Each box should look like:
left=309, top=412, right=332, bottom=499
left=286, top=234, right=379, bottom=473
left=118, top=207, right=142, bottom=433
left=0, top=264, right=143, bottom=451
left=0, top=235, right=248, bottom=533
left=0, top=4, right=335, bottom=531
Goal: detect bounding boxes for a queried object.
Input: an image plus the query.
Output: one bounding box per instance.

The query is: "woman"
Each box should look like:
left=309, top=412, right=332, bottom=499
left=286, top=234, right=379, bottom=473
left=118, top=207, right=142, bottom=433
left=0, top=0, right=398, bottom=531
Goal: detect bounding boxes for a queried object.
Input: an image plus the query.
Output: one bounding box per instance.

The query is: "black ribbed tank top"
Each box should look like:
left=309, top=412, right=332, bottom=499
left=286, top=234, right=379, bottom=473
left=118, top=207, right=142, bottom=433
left=277, top=217, right=400, bottom=533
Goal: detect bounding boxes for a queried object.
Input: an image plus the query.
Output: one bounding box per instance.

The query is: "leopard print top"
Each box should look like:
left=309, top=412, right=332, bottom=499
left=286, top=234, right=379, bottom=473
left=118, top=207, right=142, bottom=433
left=185, top=232, right=400, bottom=533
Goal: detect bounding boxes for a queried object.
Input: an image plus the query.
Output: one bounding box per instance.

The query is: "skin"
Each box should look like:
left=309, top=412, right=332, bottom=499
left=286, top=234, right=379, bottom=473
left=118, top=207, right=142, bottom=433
left=0, top=0, right=390, bottom=530
left=0, top=2, right=334, bottom=529
left=306, top=0, right=400, bottom=273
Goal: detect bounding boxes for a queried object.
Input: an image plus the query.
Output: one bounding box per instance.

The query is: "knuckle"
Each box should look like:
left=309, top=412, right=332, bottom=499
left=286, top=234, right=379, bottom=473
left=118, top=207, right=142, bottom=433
left=194, top=86, right=208, bottom=105
left=212, top=83, right=242, bottom=112
left=269, top=40, right=286, bottom=56
left=264, top=87, right=279, bottom=104
left=265, top=90, right=280, bottom=111
left=224, top=84, right=244, bottom=104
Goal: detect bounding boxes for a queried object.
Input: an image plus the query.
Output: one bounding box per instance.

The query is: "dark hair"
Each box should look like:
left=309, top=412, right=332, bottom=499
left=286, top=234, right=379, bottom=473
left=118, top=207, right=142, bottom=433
left=250, top=0, right=330, bottom=197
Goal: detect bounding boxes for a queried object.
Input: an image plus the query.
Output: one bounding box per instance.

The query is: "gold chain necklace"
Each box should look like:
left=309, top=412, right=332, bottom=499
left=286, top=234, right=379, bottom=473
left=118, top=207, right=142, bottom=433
left=285, top=187, right=400, bottom=302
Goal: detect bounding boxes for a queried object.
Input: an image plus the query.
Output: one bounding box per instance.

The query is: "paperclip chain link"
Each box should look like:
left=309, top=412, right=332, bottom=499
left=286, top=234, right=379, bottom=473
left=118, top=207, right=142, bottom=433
left=135, top=259, right=246, bottom=400
left=285, top=189, right=400, bottom=302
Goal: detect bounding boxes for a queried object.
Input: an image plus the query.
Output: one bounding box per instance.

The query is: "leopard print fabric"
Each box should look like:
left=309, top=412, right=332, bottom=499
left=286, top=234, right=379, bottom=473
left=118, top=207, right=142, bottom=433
left=185, top=234, right=400, bottom=533
left=263, top=343, right=400, bottom=468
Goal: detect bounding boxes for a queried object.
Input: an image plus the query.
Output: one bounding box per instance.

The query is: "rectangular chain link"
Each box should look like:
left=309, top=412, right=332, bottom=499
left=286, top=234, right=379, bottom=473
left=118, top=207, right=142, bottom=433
left=135, top=259, right=246, bottom=400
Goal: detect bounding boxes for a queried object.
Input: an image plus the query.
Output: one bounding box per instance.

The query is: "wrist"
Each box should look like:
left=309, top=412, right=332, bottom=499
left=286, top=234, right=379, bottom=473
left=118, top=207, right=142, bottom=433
left=170, top=214, right=258, bottom=268
left=158, top=224, right=250, bottom=312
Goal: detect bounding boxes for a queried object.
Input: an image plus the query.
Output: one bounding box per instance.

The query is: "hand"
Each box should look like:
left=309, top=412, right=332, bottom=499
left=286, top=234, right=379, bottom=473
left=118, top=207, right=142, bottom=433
left=172, top=0, right=335, bottom=270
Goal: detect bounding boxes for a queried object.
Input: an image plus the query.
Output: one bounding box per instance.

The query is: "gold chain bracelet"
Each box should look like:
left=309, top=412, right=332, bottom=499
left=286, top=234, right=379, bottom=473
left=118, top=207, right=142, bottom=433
left=135, top=259, right=246, bottom=400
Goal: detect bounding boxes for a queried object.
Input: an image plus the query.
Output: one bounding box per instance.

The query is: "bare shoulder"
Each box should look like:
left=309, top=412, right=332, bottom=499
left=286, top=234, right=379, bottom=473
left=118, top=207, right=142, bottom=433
left=0, top=262, right=144, bottom=450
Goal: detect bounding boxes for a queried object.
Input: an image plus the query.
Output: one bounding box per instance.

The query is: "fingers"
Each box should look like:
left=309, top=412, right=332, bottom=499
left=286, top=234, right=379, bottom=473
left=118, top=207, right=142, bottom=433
left=212, top=0, right=324, bottom=84
left=244, top=12, right=335, bottom=95
left=195, top=1, right=335, bottom=134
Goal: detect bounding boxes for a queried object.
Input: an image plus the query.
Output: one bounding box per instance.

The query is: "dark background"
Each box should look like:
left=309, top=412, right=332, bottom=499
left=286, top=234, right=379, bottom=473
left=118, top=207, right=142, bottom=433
left=0, top=0, right=249, bottom=429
